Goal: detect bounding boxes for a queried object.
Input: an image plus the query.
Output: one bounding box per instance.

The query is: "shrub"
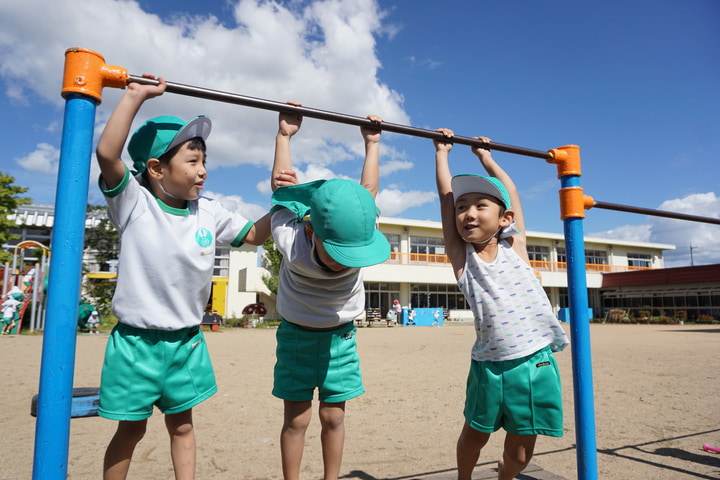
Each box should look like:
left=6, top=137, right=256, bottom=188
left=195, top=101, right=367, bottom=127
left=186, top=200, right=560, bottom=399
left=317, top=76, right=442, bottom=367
left=697, top=314, right=716, bottom=324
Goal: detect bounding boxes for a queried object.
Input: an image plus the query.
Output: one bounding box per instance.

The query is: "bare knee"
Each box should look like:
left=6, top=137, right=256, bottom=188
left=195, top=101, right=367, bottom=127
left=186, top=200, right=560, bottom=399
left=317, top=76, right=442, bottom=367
left=116, top=420, right=147, bottom=445
left=501, top=448, right=532, bottom=472
left=318, top=401, right=345, bottom=431
left=283, top=400, right=313, bottom=433
left=499, top=433, right=536, bottom=479
left=457, top=423, right=490, bottom=451
left=165, top=410, right=194, bottom=437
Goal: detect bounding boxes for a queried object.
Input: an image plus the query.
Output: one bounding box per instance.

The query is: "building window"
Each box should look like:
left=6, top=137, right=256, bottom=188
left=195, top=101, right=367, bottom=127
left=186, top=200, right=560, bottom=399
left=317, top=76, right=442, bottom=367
left=527, top=245, right=550, bottom=262
left=585, top=249, right=608, bottom=265
left=214, top=247, right=230, bottom=277
left=557, top=247, right=567, bottom=268
left=385, top=234, right=400, bottom=262
left=601, top=287, right=720, bottom=320
left=410, top=236, right=446, bottom=264
left=410, top=283, right=468, bottom=310
left=558, top=287, right=568, bottom=308
left=627, top=253, right=651, bottom=268
left=364, top=282, right=401, bottom=314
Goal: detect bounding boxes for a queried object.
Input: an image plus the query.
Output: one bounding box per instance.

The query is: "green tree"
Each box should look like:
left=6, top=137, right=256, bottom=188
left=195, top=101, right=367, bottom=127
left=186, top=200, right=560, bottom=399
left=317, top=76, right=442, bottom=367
left=261, top=237, right=283, bottom=295
left=0, top=172, right=32, bottom=264
left=82, top=205, right=119, bottom=317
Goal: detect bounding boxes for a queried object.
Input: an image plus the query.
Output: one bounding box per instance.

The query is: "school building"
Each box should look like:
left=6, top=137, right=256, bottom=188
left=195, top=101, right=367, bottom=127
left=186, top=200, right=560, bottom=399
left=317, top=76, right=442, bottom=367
left=6, top=203, right=717, bottom=324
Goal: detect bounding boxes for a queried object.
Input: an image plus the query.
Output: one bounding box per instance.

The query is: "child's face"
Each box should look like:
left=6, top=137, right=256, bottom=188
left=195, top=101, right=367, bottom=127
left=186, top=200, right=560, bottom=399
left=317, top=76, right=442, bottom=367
left=454, top=192, right=510, bottom=243
left=304, top=224, right=348, bottom=272
left=156, top=141, right=207, bottom=205
left=315, top=239, right=348, bottom=272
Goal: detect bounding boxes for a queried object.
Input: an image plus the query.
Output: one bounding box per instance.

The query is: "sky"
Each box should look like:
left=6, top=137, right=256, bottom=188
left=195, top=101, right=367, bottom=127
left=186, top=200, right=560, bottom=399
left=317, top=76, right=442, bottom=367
left=1, top=0, right=718, bottom=267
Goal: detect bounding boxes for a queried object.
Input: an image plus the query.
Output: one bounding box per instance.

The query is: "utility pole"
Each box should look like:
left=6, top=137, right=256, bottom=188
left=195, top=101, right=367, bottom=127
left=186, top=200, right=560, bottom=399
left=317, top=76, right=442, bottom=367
left=689, top=245, right=697, bottom=266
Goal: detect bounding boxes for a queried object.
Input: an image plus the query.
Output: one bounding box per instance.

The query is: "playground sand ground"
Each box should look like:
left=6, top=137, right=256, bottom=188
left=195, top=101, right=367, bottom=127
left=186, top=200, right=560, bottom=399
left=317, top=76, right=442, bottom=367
left=1, top=323, right=719, bottom=480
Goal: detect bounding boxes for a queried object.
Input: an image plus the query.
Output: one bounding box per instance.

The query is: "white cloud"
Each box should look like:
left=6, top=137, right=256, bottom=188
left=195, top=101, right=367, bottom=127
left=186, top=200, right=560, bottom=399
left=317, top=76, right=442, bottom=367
left=380, top=159, right=414, bottom=177
left=588, top=192, right=720, bottom=267
left=204, top=190, right=267, bottom=221
left=588, top=224, right=651, bottom=243
left=376, top=187, right=435, bottom=217
left=15, top=143, right=59, bottom=174
left=649, top=192, right=720, bottom=267
left=0, top=0, right=409, bottom=172
left=255, top=165, right=436, bottom=217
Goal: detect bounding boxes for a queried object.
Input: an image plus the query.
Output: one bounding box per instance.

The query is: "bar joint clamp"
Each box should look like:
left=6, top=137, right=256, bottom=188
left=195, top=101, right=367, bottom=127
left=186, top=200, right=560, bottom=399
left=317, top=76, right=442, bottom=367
left=61, top=47, right=127, bottom=102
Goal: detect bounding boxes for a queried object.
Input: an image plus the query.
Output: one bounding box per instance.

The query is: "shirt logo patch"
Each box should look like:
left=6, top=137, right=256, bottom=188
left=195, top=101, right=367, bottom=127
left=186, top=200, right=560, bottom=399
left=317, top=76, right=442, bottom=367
left=195, top=228, right=213, bottom=247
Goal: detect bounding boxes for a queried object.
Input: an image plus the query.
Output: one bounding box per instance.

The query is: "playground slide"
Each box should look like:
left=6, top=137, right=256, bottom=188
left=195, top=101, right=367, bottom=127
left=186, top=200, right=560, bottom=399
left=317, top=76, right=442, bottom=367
left=8, top=297, right=31, bottom=335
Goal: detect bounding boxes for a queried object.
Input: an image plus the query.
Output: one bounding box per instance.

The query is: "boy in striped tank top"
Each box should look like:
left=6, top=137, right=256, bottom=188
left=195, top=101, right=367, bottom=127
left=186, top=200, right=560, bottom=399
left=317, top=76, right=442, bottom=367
left=434, top=128, right=569, bottom=480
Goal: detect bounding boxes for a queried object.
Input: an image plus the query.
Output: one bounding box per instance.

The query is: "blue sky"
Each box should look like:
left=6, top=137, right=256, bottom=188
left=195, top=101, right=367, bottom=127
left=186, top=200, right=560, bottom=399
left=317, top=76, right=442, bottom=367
left=1, top=0, right=718, bottom=266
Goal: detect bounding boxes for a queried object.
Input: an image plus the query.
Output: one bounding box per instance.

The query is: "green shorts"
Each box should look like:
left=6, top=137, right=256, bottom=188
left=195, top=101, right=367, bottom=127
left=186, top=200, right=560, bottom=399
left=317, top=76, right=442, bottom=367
left=464, top=346, right=563, bottom=437
left=98, top=323, right=217, bottom=421
left=273, top=320, right=364, bottom=403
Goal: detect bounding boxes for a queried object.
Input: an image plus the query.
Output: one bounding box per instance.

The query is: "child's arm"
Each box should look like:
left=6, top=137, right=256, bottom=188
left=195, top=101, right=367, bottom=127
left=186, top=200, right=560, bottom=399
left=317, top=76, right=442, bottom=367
left=271, top=103, right=303, bottom=192
left=470, top=139, right=529, bottom=262
left=240, top=214, right=271, bottom=246
left=95, top=75, right=167, bottom=189
left=434, top=128, right=466, bottom=277
left=359, top=115, right=384, bottom=198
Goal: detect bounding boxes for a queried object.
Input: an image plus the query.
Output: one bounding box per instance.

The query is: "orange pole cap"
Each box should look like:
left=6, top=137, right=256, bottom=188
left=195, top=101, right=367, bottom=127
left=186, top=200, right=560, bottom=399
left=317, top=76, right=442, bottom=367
left=547, top=145, right=581, bottom=178
left=583, top=194, right=596, bottom=211
left=558, top=186, right=586, bottom=219
left=61, top=47, right=127, bottom=103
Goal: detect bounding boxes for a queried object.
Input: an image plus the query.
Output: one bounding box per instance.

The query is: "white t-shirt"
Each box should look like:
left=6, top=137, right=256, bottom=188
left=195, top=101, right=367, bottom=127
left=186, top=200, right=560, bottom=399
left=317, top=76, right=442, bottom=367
left=2, top=298, right=20, bottom=319
left=272, top=208, right=365, bottom=328
left=458, top=240, right=569, bottom=361
left=102, top=168, right=253, bottom=330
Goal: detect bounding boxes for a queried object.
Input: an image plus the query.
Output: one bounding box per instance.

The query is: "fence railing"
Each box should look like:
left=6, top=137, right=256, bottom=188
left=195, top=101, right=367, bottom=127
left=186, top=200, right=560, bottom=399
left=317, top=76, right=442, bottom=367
left=386, top=252, right=652, bottom=273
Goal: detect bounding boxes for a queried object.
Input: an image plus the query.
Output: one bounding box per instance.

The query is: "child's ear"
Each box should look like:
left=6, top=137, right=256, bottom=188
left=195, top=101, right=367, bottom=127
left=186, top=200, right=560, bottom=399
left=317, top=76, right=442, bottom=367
left=500, top=209, right=514, bottom=227
left=146, top=158, right=163, bottom=179
left=304, top=222, right=314, bottom=239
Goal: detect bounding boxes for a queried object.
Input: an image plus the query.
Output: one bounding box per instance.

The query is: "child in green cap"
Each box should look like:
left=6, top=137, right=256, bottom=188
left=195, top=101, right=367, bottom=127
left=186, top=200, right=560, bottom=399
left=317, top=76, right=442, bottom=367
left=434, top=128, right=569, bottom=480
left=95, top=75, right=296, bottom=480
left=269, top=106, right=389, bottom=480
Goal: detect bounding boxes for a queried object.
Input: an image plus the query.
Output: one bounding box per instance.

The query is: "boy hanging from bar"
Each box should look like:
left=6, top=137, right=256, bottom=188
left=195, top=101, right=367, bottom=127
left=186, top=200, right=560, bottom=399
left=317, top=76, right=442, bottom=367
left=94, top=75, right=297, bottom=480
left=433, top=128, right=569, bottom=480
left=269, top=105, right=389, bottom=480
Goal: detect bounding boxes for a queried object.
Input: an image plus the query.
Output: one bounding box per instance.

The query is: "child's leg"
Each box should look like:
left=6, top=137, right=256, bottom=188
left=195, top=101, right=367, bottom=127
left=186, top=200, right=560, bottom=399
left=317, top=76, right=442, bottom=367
left=318, top=401, right=346, bottom=480
left=165, top=409, right=196, bottom=480
left=498, top=433, right=537, bottom=480
left=281, top=399, right=313, bottom=480
left=456, top=421, right=490, bottom=480
left=103, top=419, right=147, bottom=480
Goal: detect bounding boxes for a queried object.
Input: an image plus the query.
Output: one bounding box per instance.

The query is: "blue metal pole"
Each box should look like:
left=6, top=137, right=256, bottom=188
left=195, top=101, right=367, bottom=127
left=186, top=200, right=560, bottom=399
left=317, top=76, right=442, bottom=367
left=561, top=175, right=599, bottom=479
left=32, top=93, right=97, bottom=480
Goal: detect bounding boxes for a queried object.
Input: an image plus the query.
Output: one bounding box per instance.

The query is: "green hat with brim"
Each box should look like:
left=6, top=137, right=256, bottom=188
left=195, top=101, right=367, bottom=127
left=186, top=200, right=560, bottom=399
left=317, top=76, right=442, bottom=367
left=272, top=178, right=390, bottom=268
left=451, top=174, right=512, bottom=210
left=127, top=115, right=211, bottom=174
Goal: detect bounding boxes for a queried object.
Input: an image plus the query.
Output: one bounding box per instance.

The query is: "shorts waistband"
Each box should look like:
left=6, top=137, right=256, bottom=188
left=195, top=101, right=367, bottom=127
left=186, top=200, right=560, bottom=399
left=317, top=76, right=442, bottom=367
left=282, top=319, right=352, bottom=333
left=115, top=322, right=201, bottom=340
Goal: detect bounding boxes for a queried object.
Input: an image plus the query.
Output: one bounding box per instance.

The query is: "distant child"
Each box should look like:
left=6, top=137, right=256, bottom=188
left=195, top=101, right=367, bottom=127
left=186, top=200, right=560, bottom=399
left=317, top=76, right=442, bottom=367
left=94, top=75, right=296, bottom=480
left=269, top=107, right=390, bottom=480
left=2, top=295, right=21, bottom=335
left=87, top=311, right=100, bottom=335
left=21, top=267, right=35, bottom=293
left=433, top=128, right=569, bottom=480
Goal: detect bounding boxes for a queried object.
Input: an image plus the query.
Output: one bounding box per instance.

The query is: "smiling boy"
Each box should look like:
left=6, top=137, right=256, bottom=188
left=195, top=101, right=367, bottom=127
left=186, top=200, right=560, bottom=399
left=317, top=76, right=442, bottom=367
left=434, top=128, right=569, bottom=480
left=94, top=75, right=295, bottom=480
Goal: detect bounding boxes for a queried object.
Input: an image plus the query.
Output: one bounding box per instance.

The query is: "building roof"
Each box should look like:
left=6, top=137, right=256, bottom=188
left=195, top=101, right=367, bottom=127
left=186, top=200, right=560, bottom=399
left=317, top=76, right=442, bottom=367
left=8, top=204, right=107, bottom=228
left=602, top=264, right=720, bottom=287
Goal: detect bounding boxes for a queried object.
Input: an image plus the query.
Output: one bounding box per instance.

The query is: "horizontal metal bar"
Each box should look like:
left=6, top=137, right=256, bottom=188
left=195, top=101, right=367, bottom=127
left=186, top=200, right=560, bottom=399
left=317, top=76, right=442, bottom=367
left=127, top=75, right=552, bottom=159
left=592, top=200, right=720, bottom=225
